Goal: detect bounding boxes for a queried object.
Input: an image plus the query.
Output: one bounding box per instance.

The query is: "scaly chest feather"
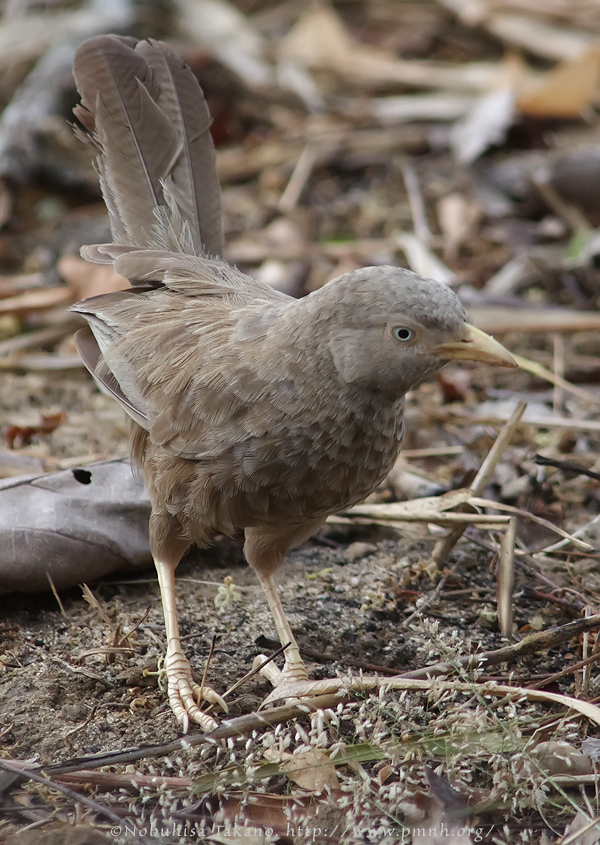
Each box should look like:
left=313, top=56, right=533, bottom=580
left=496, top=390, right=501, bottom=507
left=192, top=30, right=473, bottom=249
left=204, top=392, right=406, bottom=530
left=283, top=393, right=406, bottom=517
left=144, top=392, right=406, bottom=541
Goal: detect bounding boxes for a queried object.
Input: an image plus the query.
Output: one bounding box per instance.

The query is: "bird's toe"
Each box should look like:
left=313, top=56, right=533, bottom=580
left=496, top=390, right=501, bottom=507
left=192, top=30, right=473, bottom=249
left=194, top=683, right=229, bottom=714
left=253, top=652, right=309, bottom=687
left=166, top=675, right=220, bottom=733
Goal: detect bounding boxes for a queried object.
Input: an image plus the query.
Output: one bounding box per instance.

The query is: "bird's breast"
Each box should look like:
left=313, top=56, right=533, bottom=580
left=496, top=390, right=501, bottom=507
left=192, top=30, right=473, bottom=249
left=293, top=393, right=405, bottom=516
left=213, top=392, right=406, bottom=527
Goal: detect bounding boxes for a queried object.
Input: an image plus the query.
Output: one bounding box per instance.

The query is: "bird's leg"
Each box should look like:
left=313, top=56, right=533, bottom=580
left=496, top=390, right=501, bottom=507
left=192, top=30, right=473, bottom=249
left=254, top=570, right=309, bottom=684
left=151, top=520, right=227, bottom=732
left=245, top=527, right=315, bottom=686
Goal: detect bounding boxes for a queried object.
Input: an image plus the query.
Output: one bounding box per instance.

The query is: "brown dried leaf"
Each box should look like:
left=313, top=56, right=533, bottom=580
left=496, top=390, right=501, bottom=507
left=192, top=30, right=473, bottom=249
left=518, top=48, right=600, bottom=117
left=58, top=255, right=130, bottom=300
left=5, top=412, right=67, bottom=449
left=398, top=770, right=473, bottom=845
left=0, top=459, right=151, bottom=595
left=263, top=746, right=340, bottom=792
left=560, top=811, right=600, bottom=844
left=282, top=3, right=499, bottom=91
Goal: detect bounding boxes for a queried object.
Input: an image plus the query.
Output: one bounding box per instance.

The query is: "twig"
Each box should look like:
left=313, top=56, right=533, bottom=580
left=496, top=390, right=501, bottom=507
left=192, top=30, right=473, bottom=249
left=46, top=572, right=66, bottom=617
left=583, top=615, right=600, bottom=694
left=402, top=163, right=431, bottom=242
left=531, top=172, right=591, bottom=234
left=50, top=656, right=110, bottom=685
left=470, top=402, right=528, bottom=494
left=205, top=642, right=291, bottom=713
left=29, top=616, right=600, bottom=779
left=559, top=811, right=600, bottom=845
left=552, top=332, right=565, bottom=414
left=522, top=587, right=584, bottom=615
left=44, top=694, right=345, bottom=775
left=431, top=401, right=527, bottom=567
left=397, top=613, right=600, bottom=681
left=538, top=513, right=600, bottom=555
left=534, top=454, right=600, bottom=482
left=401, top=572, right=450, bottom=629
left=63, top=706, right=99, bottom=744
left=279, top=144, right=317, bottom=212
left=513, top=352, right=597, bottom=404
left=527, top=636, right=600, bottom=691
left=440, top=406, right=600, bottom=433
left=0, top=759, right=155, bottom=845
left=400, top=446, right=464, bottom=458
left=199, top=634, right=217, bottom=706
left=497, top=516, right=516, bottom=636
left=0, top=323, right=76, bottom=356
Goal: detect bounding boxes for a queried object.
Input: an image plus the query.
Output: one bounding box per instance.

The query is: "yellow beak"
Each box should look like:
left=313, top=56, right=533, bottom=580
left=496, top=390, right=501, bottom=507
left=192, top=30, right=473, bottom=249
left=431, top=323, right=517, bottom=368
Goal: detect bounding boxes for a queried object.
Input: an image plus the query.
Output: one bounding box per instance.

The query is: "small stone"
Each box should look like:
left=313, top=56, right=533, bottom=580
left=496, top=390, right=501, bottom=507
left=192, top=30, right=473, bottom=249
left=343, top=542, right=377, bottom=563
left=61, top=702, right=88, bottom=721
left=478, top=606, right=498, bottom=629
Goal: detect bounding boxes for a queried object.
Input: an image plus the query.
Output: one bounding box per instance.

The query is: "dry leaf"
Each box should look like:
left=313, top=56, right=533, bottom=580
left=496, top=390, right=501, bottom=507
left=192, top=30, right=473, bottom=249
left=562, top=810, right=600, bottom=845
left=5, top=412, right=67, bottom=449
left=282, top=3, right=499, bottom=91
left=525, top=741, right=594, bottom=777
left=263, top=747, right=339, bottom=792
left=58, top=255, right=130, bottom=300
left=0, top=459, right=151, bottom=594
left=281, top=4, right=356, bottom=73
left=398, top=770, right=473, bottom=845
left=518, top=48, right=600, bottom=117
left=451, top=87, right=515, bottom=164
left=582, top=737, right=600, bottom=762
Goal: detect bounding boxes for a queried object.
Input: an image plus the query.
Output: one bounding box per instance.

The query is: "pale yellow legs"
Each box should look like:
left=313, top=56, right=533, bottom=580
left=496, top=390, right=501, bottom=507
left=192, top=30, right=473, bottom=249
left=155, top=560, right=228, bottom=733
left=253, top=571, right=309, bottom=684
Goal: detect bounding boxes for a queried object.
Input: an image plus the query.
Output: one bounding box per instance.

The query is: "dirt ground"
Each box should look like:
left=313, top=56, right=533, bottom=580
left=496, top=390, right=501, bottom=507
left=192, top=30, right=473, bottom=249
left=0, top=471, right=576, bottom=752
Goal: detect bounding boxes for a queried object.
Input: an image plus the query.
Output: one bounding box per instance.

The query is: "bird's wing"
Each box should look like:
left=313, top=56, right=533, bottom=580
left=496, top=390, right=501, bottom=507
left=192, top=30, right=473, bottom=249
left=71, top=253, right=293, bottom=457
left=73, top=34, right=223, bottom=257
left=72, top=35, right=297, bottom=472
left=79, top=245, right=292, bottom=300
left=74, top=325, right=149, bottom=429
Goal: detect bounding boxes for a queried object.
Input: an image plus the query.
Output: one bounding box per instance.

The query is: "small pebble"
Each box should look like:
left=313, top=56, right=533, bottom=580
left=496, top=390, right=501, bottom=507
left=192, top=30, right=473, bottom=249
left=343, top=542, right=377, bottom=563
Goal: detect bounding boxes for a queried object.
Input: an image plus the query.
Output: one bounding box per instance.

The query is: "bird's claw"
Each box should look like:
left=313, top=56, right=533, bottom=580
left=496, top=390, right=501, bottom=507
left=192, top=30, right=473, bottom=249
left=163, top=651, right=228, bottom=733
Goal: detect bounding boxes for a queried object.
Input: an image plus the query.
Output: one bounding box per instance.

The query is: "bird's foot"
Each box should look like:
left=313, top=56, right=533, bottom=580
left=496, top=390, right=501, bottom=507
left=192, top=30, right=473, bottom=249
left=163, top=650, right=228, bottom=733
left=253, top=653, right=309, bottom=687
left=256, top=658, right=340, bottom=707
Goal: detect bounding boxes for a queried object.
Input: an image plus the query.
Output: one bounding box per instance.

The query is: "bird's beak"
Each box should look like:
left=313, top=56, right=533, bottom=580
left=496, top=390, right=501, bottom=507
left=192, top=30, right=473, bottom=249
left=431, top=323, right=517, bottom=368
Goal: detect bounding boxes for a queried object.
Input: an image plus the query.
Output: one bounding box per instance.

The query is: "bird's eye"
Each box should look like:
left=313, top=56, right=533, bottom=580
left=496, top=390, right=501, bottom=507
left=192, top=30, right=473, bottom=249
left=392, top=327, right=414, bottom=342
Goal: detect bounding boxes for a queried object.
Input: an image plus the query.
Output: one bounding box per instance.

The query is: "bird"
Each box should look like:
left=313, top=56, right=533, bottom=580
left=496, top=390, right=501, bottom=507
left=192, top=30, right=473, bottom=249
left=70, top=34, right=516, bottom=732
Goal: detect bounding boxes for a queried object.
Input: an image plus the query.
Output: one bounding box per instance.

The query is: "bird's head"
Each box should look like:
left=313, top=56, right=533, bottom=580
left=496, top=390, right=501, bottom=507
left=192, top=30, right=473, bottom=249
left=321, top=266, right=516, bottom=396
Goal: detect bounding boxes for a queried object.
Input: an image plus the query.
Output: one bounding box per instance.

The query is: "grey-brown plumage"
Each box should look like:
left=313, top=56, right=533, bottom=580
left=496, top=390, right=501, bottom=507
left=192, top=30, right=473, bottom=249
left=71, top=35, right=516, bottom=731
left=73, top=36, right=222, bottom=257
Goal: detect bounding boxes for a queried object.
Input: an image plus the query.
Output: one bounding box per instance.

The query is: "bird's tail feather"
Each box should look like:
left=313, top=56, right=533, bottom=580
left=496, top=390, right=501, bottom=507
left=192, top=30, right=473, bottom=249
left=73, top=35, right=223, bottom=258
